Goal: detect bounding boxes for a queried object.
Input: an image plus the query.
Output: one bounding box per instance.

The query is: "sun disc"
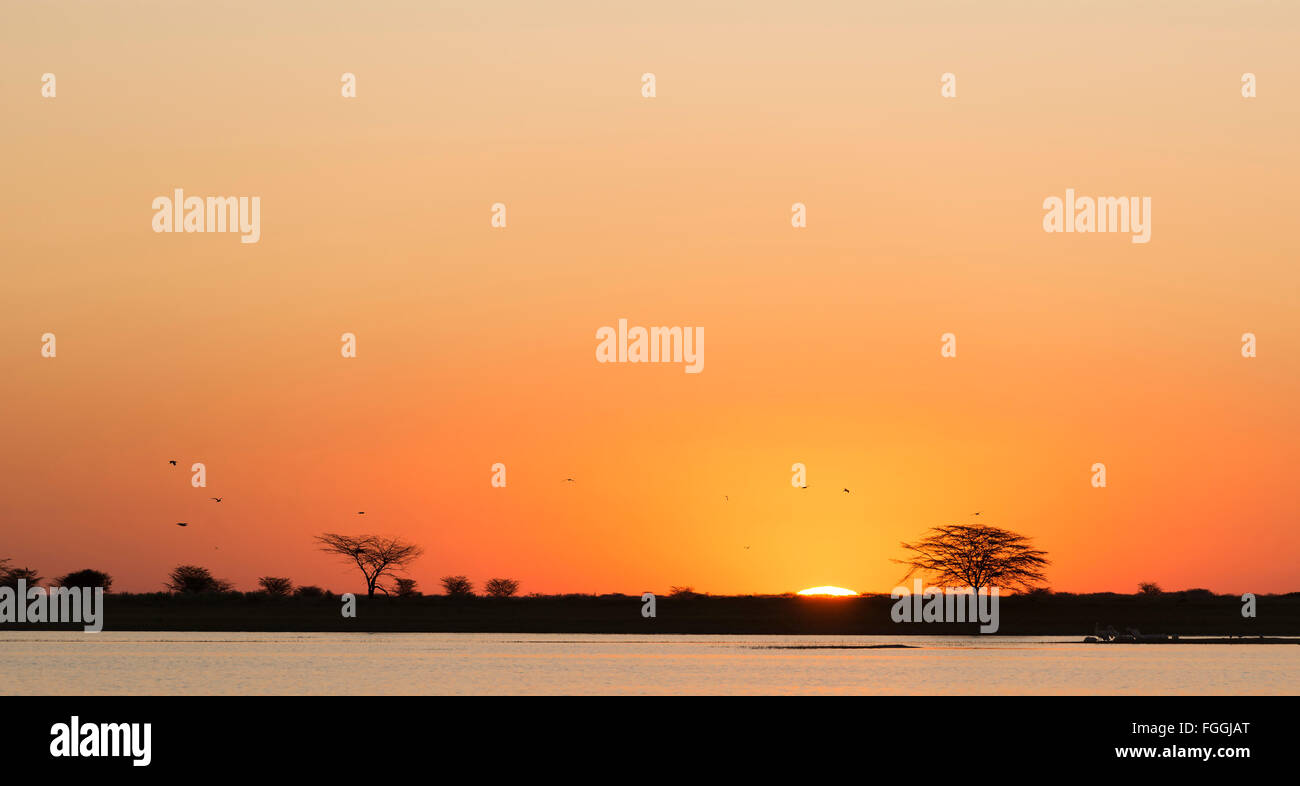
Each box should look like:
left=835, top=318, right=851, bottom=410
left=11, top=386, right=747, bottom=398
left=796, top=585, right=858, bottom=596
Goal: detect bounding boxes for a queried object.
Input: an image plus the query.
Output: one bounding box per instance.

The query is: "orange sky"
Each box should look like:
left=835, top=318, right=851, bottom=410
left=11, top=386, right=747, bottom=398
left=2, top=1, right=1297, bottom=595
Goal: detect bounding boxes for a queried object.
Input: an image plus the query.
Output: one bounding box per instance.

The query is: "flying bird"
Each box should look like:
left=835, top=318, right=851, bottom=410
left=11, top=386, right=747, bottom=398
left=175, top=522, right=188, bottom=527
left=168, top=460, right=177, bottom=466
left=842, top=488, right=851, bottom=494
left=357, top=511, right=365, bottom=515
left=972, top=511, right=982, bottom=516
left=564, top=478, right=575, bottom=483
left=725, top=496, right=729, bottom=501
left=210, top=497, right=222, bottom=502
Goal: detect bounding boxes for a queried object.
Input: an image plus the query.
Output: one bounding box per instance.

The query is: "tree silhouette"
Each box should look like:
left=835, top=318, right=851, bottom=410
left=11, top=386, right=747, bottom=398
left=484, top=578, right=520, bottom=597
left=165, top=565, right=233, bottom=594
left=1138, top=581, right=1162, bottom=595
left=56, top=569, right=114, bottom=592
left=391, top=577, right=420, bottom=597
left=0, top=565, right=42, bottom=589
left=440, top=575, right=474, bottom=597
left=895, top=524, right=1049, bottom=593
left=258, top=576, right=293, bottom=596
left=314, top=533, right=424, bottom=598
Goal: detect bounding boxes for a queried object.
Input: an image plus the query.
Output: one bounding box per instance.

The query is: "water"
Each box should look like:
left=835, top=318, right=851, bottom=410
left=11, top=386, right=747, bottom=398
left=1, top=632, right=1295, bottom=695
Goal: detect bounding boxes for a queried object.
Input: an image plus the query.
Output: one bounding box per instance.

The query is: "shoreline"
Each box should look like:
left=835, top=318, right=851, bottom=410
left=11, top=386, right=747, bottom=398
left=3, top=592, right=1298, bottom=636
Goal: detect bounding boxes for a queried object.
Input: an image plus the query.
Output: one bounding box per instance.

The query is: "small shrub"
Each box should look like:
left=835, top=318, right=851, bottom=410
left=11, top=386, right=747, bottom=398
left=258, top=577, right=293, bottom=597
left=441, top=575, right=474, bottom=597
left=484, top=578, right=520, bottom=598
left=56, top=569, right=114, bottom=592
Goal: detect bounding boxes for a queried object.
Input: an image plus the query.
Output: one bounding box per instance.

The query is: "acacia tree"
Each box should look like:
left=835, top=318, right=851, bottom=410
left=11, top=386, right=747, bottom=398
left=315, top=533, right=424, bottom=598
left=258, top=576, right=293, bottom=596
left=165, top=565, right=233, bottom=594
left=440, top=575, right=474, bottom=597
left=895, top=524, right=1048, bottom=593
left=0, top=565, right=42, bottom=589
left=484, top=578, right=520, bottom=597
left=57, top=569, right=114, bottom=592
left=391, top=577, right=419, bottom=597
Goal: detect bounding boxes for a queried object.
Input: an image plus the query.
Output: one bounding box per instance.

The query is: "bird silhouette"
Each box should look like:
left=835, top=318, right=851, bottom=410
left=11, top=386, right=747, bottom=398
left=564, top=478, right=575, bottom=483
left=842, top=488, right=851, bottom=494
left=168, top=460, right=177, bottom=466
left=357, top=511, right=365, bottom=515
left=175, top=522, right=188, bottom=527
left=210, top=497, right=222, bottom=502
left=972, top=511, right=982, bottom=516
left=725, top=496, right=729, bottom=501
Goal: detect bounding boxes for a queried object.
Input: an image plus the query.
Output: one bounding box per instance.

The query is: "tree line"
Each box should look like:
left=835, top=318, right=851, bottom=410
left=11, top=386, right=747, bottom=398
left=0, top=532, right=521, bottom=598
left=7, top=523, right=1223, bottom=598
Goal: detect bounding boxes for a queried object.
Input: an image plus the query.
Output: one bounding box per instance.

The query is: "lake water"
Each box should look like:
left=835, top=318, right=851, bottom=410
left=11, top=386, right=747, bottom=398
left=1, top=632, right=1296, bottom=695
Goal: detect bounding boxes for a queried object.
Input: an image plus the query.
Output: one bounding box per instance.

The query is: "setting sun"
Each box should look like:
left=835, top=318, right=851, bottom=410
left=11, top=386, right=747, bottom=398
left=796, top=586, right=859, bottom=597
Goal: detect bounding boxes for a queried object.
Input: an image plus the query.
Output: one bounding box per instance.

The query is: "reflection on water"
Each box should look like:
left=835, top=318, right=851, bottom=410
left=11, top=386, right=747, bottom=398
left=1, top=632, right=1295, bottom=695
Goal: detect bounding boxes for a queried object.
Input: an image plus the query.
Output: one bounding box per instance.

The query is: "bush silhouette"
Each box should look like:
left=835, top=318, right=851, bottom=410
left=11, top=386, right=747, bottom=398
left=0, top=563, right=42, bottom=589
left=441, top=575, right=474, bottom=597
left=56, top=569, right=114, bottom=592
left=392, top=577, right=420, bottom=597
left=484, top=578, right=520, bottom=597
left=258, top=577, right=293, bottom=597
left=165, top=565, right=233, bottom=594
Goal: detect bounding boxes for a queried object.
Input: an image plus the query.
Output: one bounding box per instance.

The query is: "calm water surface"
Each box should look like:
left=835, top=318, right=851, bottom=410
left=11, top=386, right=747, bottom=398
left=1, top=633, right=1295, bottom=695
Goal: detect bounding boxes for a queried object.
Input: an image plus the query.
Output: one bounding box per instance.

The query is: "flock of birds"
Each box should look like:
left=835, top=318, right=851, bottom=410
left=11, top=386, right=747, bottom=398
left=169, top=459, right=366, bottom=528
left=165, top=460, right=984, bottom=554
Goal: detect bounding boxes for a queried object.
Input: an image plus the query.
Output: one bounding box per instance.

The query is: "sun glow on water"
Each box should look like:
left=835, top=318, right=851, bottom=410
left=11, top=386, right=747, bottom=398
left=796, top=586, right=859, bottom=596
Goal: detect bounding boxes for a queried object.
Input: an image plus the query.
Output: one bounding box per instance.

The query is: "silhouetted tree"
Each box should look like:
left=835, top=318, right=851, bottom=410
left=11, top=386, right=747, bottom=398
left=0, top=565, right=42, bottom=589
left=441, top=575, right=474, bottom=597
left=1138, top=582, right=1162, bottom=595
left=391, top=577, right=420, bottom=597
left=165, top=565, right=233, bottom=594
left=895, top=524, right=1049, bottom=593
left=668, top=586, right=702, bottom=598
left=294, top=585, right=327, bottom=598
left=314, top=533, right=425, bottom=598
left=258, top=576, right=293, bottom=597
left=56, top=569, right=114, bottom=592
left=484, top=578, right=520, bottom=597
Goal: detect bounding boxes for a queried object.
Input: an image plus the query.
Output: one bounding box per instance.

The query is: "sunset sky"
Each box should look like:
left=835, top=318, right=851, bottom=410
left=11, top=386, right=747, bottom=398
left=2, top=1, right=1297, bottom=595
